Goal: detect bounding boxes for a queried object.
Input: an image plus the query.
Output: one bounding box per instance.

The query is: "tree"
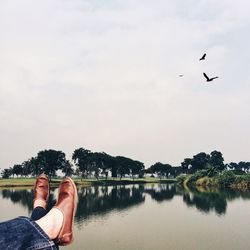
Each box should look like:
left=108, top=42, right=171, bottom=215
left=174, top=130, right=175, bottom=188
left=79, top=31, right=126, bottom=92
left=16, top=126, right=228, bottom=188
left=27, top=157, right=41, bottom=177
left=22, top=160, right=33, bottom=177
left=209, top=150, right=225, bottom=171
left=90, top=152, right=115, bottom=180
left=1, top=168, right=12, bottom=179
left=36, top=149, right=67, bottom=179
left=130, top=160, right=145, bottom=180
left=116, top=156, right=132, bottom=180
left=191, top=152, right=210, bottom=172
left=61, top=160, right=74, bottom=177
left=238, top=161, right=250, bottom=172
left=12, top=164, right=23, bottom=177
left=149, top=162, right=172, bottom=179
left=72, top=148, right=92, bottom=180
left=181, top=158, right=192, bottom=174
left=227, top=162, right=238, bottom=170
left=170, top=166, right=183, bottom=178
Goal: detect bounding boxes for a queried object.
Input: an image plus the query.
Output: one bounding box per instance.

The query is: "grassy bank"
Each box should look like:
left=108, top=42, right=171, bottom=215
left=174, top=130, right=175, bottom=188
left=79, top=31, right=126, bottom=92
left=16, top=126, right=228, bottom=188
left=177, top=170, right=250, bottom=190
left=0, top=177, right=176, bottom=188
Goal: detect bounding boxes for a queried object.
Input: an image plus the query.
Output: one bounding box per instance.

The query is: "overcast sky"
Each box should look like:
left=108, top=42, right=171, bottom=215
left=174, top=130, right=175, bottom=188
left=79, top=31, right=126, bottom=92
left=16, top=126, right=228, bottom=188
left=1, top=0, right=250, bottom=169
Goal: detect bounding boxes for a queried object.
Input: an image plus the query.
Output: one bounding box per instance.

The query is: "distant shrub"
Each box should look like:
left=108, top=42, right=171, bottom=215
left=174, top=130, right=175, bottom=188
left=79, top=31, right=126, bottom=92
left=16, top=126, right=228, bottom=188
left=216, top=171, right=236, bottom=187
left=176, top=174, right=187, bottom=185
left=196, top=176, right=217, bottom=187
left=231, top=169, right=246, bottom=175
left=187, top=169, right=208, bottom=185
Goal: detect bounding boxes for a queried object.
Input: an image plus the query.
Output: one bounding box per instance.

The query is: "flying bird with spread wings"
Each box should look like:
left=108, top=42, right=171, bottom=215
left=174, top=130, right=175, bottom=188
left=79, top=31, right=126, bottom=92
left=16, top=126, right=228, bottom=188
left=199, top=53, right=206, bottom=60
left=203, top=72, right=218, bottom=82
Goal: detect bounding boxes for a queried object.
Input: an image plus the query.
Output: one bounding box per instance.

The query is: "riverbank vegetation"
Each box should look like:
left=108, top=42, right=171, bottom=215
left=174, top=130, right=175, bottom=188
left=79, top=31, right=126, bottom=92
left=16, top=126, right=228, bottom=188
left=1, top=147, right=182, bottom=181
left=1, top=148, right=250, bottom=189
left=0, top=177, right=176, bottom=188
left=177, top=169, right=250, bottom=190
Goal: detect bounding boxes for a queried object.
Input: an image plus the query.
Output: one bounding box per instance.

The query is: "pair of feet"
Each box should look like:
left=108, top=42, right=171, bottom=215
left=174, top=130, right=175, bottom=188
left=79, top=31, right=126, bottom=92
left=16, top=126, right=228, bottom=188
left=33, top=174, right=78, bottom=246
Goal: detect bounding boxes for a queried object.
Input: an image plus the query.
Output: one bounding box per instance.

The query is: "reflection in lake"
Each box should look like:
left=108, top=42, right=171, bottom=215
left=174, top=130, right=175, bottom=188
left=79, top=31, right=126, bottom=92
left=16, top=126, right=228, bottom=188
left=75, top=185, right=145, bottom=222
left=2, top=184, right=250, bottom=219
left=2, top=184, right=250, bottom=249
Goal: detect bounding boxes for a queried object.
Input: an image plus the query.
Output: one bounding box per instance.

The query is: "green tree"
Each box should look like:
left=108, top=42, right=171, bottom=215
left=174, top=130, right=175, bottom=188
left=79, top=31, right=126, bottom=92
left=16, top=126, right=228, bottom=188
left=181, top=158, right=192, bottom=174
left=1, top=168, right=12, bottom=179
left=116, top=156, right=132, bottom=180
left=238, top=161, right=250, bottom=172
left=72, top=148, right=92, bottom=180
left=209, top=150, right=225, bottom=171
left=37, top=149, right=67, bottom=179
left=12, top=164, right=23, bottom=177
left=170, top=166, right=183, bottom=178
left=191, top=152, right=210, bottom=172
left=29, top=157, right=41, bottom=177
left=149, top=162, right=172, bottom=179
left=61, top=160, right=74, bottom=177
left=130, top=160, right=145, bottom=180
left=22, top=160, right=33, bottom=177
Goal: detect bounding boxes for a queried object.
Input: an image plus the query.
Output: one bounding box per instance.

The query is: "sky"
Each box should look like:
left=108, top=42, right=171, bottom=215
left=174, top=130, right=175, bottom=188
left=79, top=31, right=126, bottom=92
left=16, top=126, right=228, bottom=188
left=0, top=0, right=250, bottom=169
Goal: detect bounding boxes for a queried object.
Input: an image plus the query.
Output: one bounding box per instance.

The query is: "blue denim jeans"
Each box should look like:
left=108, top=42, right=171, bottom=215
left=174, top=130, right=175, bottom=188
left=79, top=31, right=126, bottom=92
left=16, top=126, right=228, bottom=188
left=0, top=207, right=58, bottom=250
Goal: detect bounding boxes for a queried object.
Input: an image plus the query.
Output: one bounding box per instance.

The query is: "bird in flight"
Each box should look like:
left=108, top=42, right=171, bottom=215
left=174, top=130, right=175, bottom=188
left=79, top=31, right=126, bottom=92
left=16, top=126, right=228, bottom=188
left=199, top=53, right=206, bottom=60
left=203, top=72, right=218, bottom=82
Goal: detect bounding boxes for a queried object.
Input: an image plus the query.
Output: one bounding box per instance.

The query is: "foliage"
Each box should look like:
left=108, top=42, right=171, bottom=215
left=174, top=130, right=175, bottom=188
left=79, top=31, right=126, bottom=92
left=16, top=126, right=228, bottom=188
left=12, top=164, right=23, bottom=177
left=216, top=171, right=236, bottom=187
left=209, top=150, right=225, bottom=171
left=1, top=169, right=12, bottom=179
left=187, top=169, right=209, bottom=185
left=181, top=150, right=225, bottom=174
left=36, top=149, right=68, bottom=179
left=148, top=162, right=172, bottom=179
left=72, top=148, right=92, bottom=179
left=1, top=148, right=250, bottom=185
left=196, top=176, right=217, bottom=187
left=176, top=174, right=187, bottom=185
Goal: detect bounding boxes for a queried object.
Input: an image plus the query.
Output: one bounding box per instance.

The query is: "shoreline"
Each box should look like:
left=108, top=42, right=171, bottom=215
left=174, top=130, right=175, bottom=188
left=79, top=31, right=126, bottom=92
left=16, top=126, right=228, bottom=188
left=0, top=177, right=176, bottom=188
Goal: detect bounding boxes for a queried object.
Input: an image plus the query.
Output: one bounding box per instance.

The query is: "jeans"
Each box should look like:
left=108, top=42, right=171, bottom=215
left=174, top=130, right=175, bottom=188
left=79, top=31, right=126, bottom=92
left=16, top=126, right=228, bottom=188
left=0, top=207, right=58, bottom=250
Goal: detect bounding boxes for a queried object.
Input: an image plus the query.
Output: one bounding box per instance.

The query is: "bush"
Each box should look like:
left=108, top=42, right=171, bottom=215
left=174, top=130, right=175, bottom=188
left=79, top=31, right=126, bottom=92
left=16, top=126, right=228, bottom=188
left=176, top=174, right=187, bottom=185
left=187, top=169, right=208, bottom=185
left=231, top=169, right=245, bottom=175
left=196, top=176, right=217, bottom=187
left=216, top=171, right=236, bottom=187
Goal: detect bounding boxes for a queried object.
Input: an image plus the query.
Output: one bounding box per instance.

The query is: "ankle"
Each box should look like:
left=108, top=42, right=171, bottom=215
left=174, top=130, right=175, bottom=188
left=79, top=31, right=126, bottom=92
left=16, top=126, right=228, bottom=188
left=33, top=199, right=46, bottom=209
left=49, top=208, right=64, bottom=239
left=35, top=208, right=63, bottom=240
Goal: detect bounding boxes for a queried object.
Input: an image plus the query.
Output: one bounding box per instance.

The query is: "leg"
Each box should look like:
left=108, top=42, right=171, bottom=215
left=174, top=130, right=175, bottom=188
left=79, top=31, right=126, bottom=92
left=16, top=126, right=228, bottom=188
left=36, top=177, right=78, bottom=246
left=31, top=206, right=47, bottom=220
left=0, top=217, right=57, bottom=250
left=31, top=174, right=50, bottom=220
left=0, top=177, right=77, bottom=249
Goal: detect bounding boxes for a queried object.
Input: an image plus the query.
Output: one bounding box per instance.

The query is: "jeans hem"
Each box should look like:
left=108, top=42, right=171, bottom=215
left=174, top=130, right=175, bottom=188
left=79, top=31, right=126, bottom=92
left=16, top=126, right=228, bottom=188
left=18, top=216, right=56, bottom=250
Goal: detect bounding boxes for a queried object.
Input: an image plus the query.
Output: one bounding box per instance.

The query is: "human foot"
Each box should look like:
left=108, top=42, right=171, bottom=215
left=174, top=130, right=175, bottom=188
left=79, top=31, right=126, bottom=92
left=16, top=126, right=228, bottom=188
left=33, top=174, right=50, bottom=209
left=54, top=177, right=78, bottom=245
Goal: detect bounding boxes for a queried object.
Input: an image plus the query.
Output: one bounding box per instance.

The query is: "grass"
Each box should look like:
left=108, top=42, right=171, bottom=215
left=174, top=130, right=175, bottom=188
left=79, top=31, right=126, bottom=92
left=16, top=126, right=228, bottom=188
left=0, top=177, right=176, bottom=187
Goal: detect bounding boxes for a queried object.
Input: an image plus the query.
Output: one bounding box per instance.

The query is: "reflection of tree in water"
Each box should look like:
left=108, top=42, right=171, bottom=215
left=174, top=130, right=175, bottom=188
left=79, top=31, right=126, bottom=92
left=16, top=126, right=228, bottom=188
left=0, top=189, right=57, bottom=214
left=2, top=184, right=250, bottom=220
left=1, top=189, right=33, bottom=212
left=181, top=187, right=250, bottom=216
left=75, top=185, right=145, bottom=223
left=182, top=192, right=227, bottom=215
left=145, top=184, right=176, bottom=202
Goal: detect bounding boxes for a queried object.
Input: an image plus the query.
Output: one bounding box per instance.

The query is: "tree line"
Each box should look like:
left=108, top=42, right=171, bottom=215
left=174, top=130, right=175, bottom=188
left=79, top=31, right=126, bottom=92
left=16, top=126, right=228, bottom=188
left=1, top=148, right=145, bottom=180
left=1, top=148, right=250, bottom=179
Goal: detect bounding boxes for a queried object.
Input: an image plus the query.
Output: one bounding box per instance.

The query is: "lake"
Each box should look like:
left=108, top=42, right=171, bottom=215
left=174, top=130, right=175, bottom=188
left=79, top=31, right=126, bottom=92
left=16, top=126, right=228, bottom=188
left=1, top=184, right=250, bottom=250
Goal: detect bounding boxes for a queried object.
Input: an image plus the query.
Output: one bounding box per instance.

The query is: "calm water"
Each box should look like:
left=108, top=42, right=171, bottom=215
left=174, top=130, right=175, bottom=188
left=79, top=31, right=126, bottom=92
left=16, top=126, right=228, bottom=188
left=1, top=184, right=250, bottom=250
